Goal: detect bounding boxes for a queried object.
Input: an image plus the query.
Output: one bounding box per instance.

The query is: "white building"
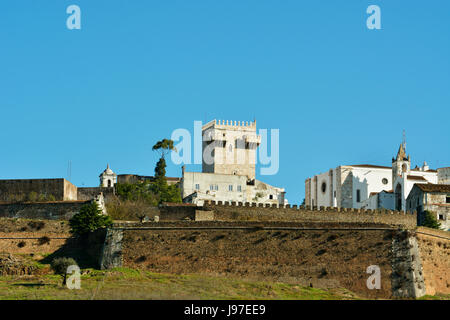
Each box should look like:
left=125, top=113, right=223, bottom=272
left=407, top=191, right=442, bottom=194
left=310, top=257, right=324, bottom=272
left=99, top=164, right=117, bottom=188
left=182, top=119, right=286, bottom=205
left=305, top=143, right=448, bottom=211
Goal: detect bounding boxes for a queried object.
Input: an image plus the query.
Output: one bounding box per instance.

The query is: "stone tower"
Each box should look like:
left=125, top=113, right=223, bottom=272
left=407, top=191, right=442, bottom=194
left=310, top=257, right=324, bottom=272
left=201, top=119, right=261, bottom=180
left=99, top=164, right=117, bottom=188
left=392, top=143, right=410, bottom=183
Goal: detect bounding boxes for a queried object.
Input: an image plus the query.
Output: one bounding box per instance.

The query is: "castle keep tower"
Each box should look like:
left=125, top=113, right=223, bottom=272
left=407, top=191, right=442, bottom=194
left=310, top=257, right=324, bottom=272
left=202, top=119, right=261, bottom=180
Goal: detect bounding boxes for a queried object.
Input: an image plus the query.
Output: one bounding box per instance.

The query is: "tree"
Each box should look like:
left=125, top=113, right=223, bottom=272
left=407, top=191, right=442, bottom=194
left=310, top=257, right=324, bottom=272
left=151, top=138, right=181, bottom=204
left=421, top=210, right=441, bottom=229
left=69, top=202, right=113, bottom=236
left=51, top=257, right=77, bottom=286
left=152, top=138, right=176, bottom=160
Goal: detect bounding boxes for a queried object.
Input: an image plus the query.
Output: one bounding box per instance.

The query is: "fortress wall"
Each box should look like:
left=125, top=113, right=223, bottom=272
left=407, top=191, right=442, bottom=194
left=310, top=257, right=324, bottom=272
left=64, top=180, right=78, bottom=200
left=117, top=223, right=395, bottom=299
left=200, top=201, right=416, bottom=229
left=415, top=227, right=450, bottom=295
left=77, top=187, right=115, bottom=202
left=0, top=179, right=67, bottom=201
left=0, top=201, right=90, bottom=220
left=159, top=203, right=197, bottom=221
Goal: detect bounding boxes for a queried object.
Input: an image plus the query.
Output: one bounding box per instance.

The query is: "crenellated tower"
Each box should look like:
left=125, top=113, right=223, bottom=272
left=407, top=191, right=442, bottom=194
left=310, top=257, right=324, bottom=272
left=201, top=119, right=261, bottom=180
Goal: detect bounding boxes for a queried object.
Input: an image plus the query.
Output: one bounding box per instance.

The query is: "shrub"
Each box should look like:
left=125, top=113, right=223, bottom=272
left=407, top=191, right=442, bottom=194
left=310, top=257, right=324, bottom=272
left=38, top=236, right=50, bottom=245
left=51, top=257, right=77, bottom=285
left=27, top=192, right=38, bottom=202
left=106, top=197, right=156, bottom=221
left=69, top=202, right=113, bottom=236
left=17, top=241, right=26, bottom=248
left=421, top=210, right=441, bottom=229
left=28, top=221, right=45, bottom=231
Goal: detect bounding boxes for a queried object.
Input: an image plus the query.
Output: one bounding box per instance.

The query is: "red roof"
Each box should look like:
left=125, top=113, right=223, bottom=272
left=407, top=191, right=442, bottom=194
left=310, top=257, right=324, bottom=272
left=407, top=175, right=427, bottom=181
left=415, top=184, right=450, bottom=193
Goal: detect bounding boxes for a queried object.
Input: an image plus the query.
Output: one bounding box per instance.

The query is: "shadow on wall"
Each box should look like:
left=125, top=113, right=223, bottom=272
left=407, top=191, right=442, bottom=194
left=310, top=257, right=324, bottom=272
left=40, top=229, right=107, bottom=269
left=352, top=175, right=369, bottom=208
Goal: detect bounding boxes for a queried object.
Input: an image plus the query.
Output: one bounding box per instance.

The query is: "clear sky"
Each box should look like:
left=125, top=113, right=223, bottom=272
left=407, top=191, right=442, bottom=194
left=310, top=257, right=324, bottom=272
left=1, top=1, right=449, bottom=203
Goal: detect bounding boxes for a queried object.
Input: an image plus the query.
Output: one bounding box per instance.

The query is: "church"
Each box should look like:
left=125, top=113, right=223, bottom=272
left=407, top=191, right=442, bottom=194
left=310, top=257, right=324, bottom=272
left=305, top=143, right=449, bottom=213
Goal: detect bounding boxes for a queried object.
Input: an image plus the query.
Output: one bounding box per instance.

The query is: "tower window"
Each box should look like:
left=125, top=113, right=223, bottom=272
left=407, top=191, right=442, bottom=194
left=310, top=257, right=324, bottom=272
left=402, top=164, right=407, bottom=172
left=229, top=185, right=233, bottom=191
left=269, top=195, right=273, bottom=199
left=321, top=182, right=326, bottom=193
left=382, top=178, right=388, bottom=185
left=195, top=184, right=200, bottom=190
left=107, top=180, right=112, bottom=187
left=237, top=185, right=242, bottom=192
left=356, top=189, right=361, bottom=203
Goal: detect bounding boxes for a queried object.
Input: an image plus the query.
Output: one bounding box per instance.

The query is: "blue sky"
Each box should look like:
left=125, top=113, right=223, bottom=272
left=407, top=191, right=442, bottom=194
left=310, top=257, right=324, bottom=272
left=1, top=1, right=449, bottom=203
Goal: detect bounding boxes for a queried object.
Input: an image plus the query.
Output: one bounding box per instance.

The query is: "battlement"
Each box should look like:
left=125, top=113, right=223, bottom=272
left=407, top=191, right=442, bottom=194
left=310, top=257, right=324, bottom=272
left=202, top=119, right=256, bottom=130
left=203, top=200, right=411, bottom=214
left=200, top=200, right=417, bottom=228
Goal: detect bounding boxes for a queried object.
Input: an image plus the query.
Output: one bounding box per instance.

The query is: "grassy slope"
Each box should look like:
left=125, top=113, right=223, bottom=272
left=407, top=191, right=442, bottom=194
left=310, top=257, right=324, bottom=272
left=0, top=267, right=361, bottom=300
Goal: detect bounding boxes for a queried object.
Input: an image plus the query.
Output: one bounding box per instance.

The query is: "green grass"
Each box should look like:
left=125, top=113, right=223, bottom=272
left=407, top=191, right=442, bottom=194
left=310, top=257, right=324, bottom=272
left=0, top=267, right=361, bottom=300
left=0, top=264, right=447, bottom=300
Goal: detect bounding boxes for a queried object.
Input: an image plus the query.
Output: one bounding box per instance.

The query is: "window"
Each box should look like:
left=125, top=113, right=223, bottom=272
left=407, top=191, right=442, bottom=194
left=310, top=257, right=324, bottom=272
left=446, top=196, right=450, bottom=204
left=229, top=185, right=233, bottom=191
left=334, top=191, right=336, bottom=198
left=107, top=180, right=112, bottom=187
left=382, top=178, right=388, bottom=185
left=237, top=185, right=242, bottom=192
left=215, top=185, right=218, bottom=191
left=195, top=184, right=200, bottom=190
left=356, top=189, right=361, bottom=203
left=269, top=195, right=273, bottom=199
left=210, top=185, right=214, bottom=191
left=438, top=214, right=444, bottom=220
left=321, top=182, right=326, bottom=193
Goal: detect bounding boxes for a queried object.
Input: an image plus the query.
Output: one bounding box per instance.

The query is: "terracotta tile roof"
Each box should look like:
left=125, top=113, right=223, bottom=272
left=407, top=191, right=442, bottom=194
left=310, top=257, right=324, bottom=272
left=350, top=164, right=392, bottom=169
left=415, top=184, right=450, bottom=193
left=407, top=175, right=427, bottom=181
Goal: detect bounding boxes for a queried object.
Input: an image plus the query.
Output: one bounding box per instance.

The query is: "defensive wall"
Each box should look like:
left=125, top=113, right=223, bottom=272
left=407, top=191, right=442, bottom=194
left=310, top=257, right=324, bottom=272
left=156, top=201, right=417, bottom=229
left=77, top=187, right=115, bottom=202
left=98, top=203, right=447, bottom=299
left=0, top=179, right=77, bottom=202
left=0, top=200, right=91, bottom=220
left=0, top=202, right=447, bottom=299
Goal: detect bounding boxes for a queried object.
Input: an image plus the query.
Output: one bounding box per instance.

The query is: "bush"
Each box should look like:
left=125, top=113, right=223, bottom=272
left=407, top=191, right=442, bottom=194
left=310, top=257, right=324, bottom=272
left=421, top=210, right=441, bottom=229
left=106, top=197, right=156, bottom=221
left=17, top=241, right=26, bottom=248
left=51, top=257, right=77, bottom=285
left=28, top=221, right=45, bottom=231
left=38, top=236, right=50, bottom=245
left=69, top=202, right=113, bottom=236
